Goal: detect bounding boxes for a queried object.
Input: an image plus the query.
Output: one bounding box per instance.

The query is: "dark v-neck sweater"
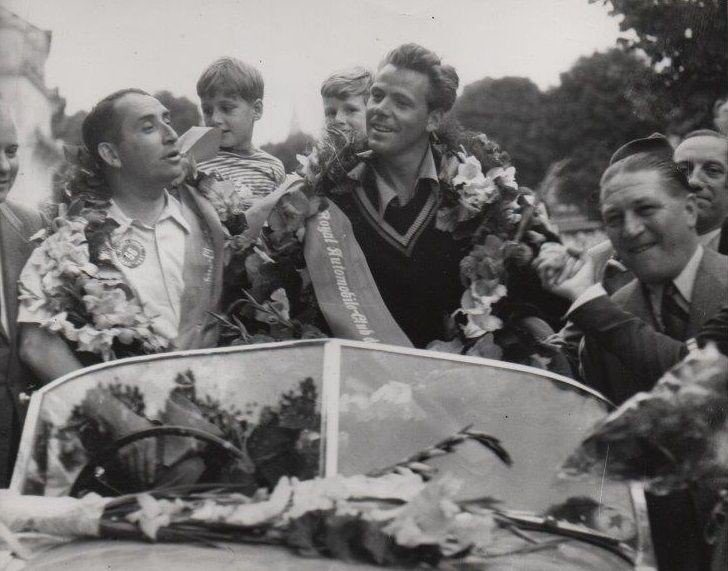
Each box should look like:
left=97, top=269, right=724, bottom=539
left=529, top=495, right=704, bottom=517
left=331, top=166, right=467, bottom=348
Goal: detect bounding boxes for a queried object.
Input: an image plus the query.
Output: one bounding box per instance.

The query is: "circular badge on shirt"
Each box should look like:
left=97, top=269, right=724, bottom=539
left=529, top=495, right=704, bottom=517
left=115, top=239, right=146, bottom=268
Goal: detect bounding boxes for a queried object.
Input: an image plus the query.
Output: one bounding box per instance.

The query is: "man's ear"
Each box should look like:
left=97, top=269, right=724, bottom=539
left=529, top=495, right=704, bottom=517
left=426, top=109, right=443, bottom=134
left=97, top=142, right=121, bottom=169
left=252, top=99, right=263, bottom=121
left=684, top=192, right=698, bottom=229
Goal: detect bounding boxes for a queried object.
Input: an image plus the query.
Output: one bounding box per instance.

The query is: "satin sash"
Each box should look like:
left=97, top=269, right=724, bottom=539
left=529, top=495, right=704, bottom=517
left=303, top=201, right=413, bottom=347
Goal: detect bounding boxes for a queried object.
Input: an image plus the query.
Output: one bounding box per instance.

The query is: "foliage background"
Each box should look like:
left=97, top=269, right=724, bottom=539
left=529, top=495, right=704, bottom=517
left=49, top=1, right=727, bottom=220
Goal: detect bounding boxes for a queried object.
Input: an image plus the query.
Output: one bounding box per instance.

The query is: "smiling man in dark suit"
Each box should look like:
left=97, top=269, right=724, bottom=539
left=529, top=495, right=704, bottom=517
left=535, top=140, right=728, bottom=571
left=0, top=104, right=45, bottom=486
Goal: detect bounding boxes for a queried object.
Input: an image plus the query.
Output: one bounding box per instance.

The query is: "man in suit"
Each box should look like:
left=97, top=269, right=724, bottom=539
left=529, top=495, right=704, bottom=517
left=674, top=130, right=728, bottom=254
left=0, top=104, right=45, bottom=486
left=535, top=144, right=728, bottom=571
left=552, top=133, right=727, bottom=375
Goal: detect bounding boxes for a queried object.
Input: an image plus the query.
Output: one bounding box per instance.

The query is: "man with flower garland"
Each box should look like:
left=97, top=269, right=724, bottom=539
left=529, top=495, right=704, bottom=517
left=313, top=43, right=466, bottom=348
left=0, top=104, right=46, bottom=486
left=303, top=43, right=566, bottom=351
left=17, top=89, right=225, bottom=383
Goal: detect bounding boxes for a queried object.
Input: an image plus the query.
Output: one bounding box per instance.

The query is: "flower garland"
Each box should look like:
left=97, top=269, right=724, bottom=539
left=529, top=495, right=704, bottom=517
left=294, top=128, right=562, bottom=367
left=19, top=150, right=172, bottom=362
left=20, top=210, right=170, bottom=362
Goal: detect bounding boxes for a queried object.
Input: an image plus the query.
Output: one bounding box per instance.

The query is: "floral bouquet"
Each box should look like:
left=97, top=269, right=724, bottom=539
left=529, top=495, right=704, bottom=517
left=561, top=344, right=728, bottom=495
left=191, top=166, right=328, bottom=346
left=0, top=426, right=637, bottom=568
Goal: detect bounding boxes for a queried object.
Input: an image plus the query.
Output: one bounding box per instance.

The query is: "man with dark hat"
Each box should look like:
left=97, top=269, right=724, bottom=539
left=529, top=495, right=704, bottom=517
left=591, top=131, right=728, bottom=292
left=534, top=135, right=728, bottom=571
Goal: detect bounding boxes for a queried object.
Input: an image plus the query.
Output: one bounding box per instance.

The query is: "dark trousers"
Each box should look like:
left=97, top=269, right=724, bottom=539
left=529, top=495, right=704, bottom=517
left=648, top=491, right=712, bottom=571
left=0, top=344, right=18, bottom=487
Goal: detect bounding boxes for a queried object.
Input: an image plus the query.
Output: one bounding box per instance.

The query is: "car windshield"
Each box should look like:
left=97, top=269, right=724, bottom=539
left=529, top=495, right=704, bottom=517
left=12, top=340, right=639, bottom=550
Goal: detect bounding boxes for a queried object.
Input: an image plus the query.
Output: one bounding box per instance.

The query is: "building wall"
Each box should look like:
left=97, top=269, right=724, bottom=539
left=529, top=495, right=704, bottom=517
left=0, top=9, right=61, bottom=207
left=0, top=75, right=59, bottom=206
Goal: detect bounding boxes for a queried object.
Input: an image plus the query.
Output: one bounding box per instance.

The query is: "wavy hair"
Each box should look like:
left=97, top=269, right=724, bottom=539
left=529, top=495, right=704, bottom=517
left=379, top=43, right=459, bottom=113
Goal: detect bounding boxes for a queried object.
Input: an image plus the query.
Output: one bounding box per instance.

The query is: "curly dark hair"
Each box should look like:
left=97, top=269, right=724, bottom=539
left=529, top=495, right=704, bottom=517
left=379, top=43, right=459, bottom=113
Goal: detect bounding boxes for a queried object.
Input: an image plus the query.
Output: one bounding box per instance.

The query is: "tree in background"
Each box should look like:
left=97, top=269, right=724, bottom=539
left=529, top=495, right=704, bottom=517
left=592, top=0, right=728, bottom=134
left=540, top=48, right=666, bottom=218
left=453, top=77, right=548, bottom=188
left=153, top=91, right=201, bottom=136
left=262, top=131, right=315, bottom=174
left=455, top=49, right=666, bottom=219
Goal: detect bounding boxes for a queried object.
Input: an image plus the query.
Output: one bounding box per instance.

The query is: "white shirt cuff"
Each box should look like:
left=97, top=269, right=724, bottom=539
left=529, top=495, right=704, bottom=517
left=566, top=283, right=608, bottom=317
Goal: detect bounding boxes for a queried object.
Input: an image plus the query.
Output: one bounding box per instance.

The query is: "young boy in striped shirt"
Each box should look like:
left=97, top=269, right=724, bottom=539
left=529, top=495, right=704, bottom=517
left=196, top=58, right=285, bottom=209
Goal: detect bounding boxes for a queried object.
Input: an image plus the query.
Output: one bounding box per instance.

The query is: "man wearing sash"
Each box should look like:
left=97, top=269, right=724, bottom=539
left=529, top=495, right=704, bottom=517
left=307, top=44, right=466, bottom=348
left=18, top=90, right=225, bottom=383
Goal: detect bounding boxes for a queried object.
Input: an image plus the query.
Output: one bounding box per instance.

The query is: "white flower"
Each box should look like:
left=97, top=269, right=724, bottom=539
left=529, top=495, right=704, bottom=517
left=452, top=154, right=483, bottom=185
left=450, top=155, right=502, bottom=217
left=296, top=148, right=320, bottom=182
left=455, top=282, right=507, bottom=338
left=486, top=166, right=518, bottom=191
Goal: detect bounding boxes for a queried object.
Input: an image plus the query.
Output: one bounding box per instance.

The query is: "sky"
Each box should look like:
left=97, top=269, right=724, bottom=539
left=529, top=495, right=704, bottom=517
left=6, top=0, right=624, bottom=145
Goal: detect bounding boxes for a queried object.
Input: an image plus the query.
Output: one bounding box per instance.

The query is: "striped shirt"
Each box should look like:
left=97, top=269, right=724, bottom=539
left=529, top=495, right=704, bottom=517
left=198, top=149, right=286, bottom=209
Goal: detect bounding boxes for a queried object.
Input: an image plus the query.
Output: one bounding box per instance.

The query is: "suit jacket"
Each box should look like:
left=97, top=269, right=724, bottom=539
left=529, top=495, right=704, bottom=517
left=579, top=249, right=728, bottom=571
left=0, top=201, right=45, bottom=401
left=0, top=200, right=45, bottom=485
left=580, top=247, right=728, bottom=404
left=715, top=217, right=728, bottom=255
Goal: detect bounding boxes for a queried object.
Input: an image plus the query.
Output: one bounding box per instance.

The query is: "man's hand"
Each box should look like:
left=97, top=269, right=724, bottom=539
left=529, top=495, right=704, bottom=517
left=533, top=242, right=596, bottom=301
left=80, top=387, right=159, bottom=487
left=118, top=440, right=159, bottom=488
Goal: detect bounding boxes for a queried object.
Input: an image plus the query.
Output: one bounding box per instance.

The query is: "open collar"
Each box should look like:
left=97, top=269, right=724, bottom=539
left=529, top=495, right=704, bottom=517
left=348, top=145, right=438, bottom=217
left=107, top=190, right=191, bottom=234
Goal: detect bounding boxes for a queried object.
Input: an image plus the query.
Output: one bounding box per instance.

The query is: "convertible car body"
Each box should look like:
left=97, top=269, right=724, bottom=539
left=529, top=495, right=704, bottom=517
left=7, top=339, right=656, bottom=569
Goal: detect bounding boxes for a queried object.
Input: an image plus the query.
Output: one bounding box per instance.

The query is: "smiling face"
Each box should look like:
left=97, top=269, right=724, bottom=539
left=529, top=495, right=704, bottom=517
left=0, top=109, right=19, bottom=203
left=323, top=94, right=367, bottom=135
left=674, top=135, right=728, bottom=234
left=366, top=64, right=441, bottom=158
left=601, top=169, right=699, bottom=284
left=105, top=93, right=182, bottom=188
left=201, top=92, right=261, bottom=151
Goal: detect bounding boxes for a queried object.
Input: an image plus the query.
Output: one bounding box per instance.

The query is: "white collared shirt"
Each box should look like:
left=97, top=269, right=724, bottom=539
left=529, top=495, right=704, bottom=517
left=643, top=245, right=703, bottom=328
left=350, top=146, right=439, bottom=217
left=700, top=227, right=722, bottom=251
left=567, top=245, right=705, bottom=325
left=105, top=193, right=190, bottom=340
left=19, top=192, right=191, bottom=342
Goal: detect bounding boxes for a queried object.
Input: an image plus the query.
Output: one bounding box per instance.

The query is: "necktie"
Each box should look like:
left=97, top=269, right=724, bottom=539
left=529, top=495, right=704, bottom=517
left=661, top=283, right=690, bottom=341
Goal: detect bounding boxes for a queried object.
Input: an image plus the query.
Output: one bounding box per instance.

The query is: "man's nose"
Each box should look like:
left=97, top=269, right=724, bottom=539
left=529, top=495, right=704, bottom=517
left=334, top=109, right=348, bottom=126
left=687, top=167, right=703, bottom=189
left=210, top=108, right=224, bottom=126
left=163, top=122, right=178, bottom=144
left=0, top=152, right=9, bottom=174
left=368, top=97, right=389, bottom=117
left=622, top=211, right=645, bottom=238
